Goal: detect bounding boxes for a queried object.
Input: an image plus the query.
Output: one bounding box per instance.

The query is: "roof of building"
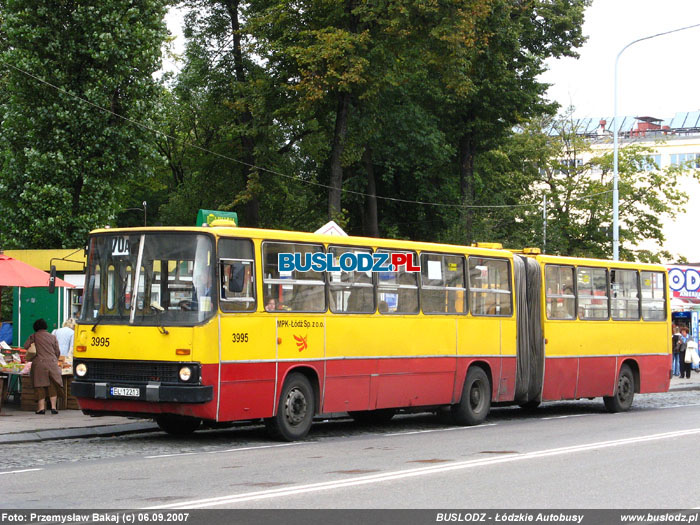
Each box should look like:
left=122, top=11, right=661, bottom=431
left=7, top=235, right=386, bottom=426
left=549, top=111, right=700, bottom=138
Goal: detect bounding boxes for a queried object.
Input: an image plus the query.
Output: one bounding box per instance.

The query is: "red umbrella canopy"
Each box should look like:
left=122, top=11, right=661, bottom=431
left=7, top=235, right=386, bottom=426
left=0, top=254, right=75, bottom=288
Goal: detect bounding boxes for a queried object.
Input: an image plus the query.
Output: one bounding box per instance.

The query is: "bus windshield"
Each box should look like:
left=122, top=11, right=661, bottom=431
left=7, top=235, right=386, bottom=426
left=82, top=232, right=216, bottom=326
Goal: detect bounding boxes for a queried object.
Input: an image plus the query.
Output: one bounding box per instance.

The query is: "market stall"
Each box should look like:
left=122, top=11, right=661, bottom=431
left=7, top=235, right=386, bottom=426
left=0, top=257, right=76, bottom=412
left=0, top=346, right=78, bottom=411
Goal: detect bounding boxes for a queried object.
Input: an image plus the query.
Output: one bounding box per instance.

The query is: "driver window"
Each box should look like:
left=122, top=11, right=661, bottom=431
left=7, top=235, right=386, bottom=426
left=219, top=239, right=256, bottom=312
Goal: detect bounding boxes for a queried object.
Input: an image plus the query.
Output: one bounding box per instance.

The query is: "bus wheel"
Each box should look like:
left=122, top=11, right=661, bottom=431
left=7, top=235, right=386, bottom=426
left=348, top=409, right=396, bottom=424
left=604, top=364, right=635, bottom=413
left=155, top=415, right=201, bottom=435
left=452, top=367, right=491, bottom=426
left=266, top=373, right=315, bottom=441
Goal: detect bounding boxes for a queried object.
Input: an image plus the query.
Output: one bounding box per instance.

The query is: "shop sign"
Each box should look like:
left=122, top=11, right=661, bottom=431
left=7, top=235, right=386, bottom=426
left=668, top=266, right=700, bottom=298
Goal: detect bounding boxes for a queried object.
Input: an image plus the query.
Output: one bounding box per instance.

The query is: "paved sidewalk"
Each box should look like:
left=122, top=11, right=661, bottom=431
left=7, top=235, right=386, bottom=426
left=0, top=401, right=158, bottom=444
left=0, top=373, right=698, bottom=445
left=668, top=370, right=700, bottom=391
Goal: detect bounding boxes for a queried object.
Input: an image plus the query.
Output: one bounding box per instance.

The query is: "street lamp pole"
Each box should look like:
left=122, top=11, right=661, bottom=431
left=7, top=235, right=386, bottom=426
left=124, top=201, right=148, bottom=226
left=613, top=23, right=700, bottom=261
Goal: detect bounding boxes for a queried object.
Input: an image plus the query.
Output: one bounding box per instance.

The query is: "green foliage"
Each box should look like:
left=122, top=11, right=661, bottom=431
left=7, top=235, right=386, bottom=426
left=480, top=111, right=693, bottom=262
left=0, top=0, right=169, bottom=248
left=9, top=0, right=680, bottom=263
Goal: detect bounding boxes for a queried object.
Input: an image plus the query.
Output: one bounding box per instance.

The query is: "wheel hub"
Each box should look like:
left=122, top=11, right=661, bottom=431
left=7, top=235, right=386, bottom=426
left=284, top=387, right=307, bottom=426
left=470, top=381, right=482, bottom=409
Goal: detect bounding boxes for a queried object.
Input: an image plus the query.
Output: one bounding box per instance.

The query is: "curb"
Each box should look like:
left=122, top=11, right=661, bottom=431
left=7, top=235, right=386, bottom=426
left=2, top=387, right=698, bottom=445
left=668, top=385, right=700, bottom=393
left=0, top=421, right=159, bottom=445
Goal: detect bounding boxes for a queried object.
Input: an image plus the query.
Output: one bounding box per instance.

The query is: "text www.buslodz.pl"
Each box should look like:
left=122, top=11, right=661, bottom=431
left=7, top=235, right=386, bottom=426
left=278, top=252, right=421, bottom=272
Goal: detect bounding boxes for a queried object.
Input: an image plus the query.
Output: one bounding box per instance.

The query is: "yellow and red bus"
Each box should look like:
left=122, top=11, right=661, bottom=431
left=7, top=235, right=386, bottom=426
left=71, top=224, right=671, bottom=440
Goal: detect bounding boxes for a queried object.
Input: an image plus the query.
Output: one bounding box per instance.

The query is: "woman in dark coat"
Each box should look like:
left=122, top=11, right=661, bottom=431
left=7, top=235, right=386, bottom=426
left=24, top=318, right=64, bottom=414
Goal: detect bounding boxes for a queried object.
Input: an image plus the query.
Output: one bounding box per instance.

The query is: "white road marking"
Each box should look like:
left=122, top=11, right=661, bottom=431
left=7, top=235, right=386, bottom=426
left=658, top=403, right=700, bottom=410
left=0, top=468, right=43, bottom=475
left=541, top=414, right=591, bottom=420
left=385, top=423, right=496, bottom=436
left=145, top=441, right=312, bottom=459
left=144, top=452, right=199, bottom=459
left=147, top=427, right=700, bottom=509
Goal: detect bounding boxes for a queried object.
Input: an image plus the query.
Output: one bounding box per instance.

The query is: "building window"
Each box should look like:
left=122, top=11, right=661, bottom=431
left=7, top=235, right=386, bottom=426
left=670, top=153, right=700, bottom=169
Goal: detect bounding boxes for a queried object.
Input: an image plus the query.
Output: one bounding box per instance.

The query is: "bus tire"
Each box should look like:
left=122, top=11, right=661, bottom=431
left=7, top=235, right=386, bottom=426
left=155, top=415, right=201, bottom=435
left=604, top=364, right=635, bottom=413
left=452, top=367, right=491, bottom=426
left=348, top=409, right=396, bottom=424
left=265, top=372, right=315, bottom=441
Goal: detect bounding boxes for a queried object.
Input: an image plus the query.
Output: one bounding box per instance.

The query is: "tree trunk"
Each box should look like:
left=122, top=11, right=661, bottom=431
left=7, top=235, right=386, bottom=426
left=363, top=147, right=379, bottom=237
left=225, top=0, right=259, bottom=227
left=328, top=92, right=351, bottom=219
left=459, top=135, right=475, bottom=245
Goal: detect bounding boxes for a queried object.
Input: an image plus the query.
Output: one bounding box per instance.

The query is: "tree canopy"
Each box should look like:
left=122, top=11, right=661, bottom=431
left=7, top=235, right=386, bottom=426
left=1, top=0, right=688, bottom=261
left=0, top=0, right=169, bottom=248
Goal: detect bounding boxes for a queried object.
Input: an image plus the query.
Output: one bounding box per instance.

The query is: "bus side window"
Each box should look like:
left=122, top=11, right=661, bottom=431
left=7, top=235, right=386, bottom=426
left=610, top=269, right=640, bottom=320
left=262, top=242, right=326, bottom=313
left=328, top=245, right=375, bottom=313
left=641, top=271, right=666, bottom=321
left=420, top=253, right=466, bottom=315
left=545, top=265, right=575, bottom=320
left=468, top=257, right=512, bottom=317
left=577, top=267, right=609, bottom=320
left=376, top=249, right=418, bottom=314
left=219, top=239, right=256, bottom=312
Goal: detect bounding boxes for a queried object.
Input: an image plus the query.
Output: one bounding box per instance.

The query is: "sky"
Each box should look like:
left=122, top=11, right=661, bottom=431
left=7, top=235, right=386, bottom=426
left=540, top=0, right=700, bottom=263
left=540, top=0, right=700, bottom=119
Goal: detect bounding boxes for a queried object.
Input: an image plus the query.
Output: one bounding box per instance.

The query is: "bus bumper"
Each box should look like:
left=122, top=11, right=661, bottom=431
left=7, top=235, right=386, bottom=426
left=71, top=381, right=213, bottom=403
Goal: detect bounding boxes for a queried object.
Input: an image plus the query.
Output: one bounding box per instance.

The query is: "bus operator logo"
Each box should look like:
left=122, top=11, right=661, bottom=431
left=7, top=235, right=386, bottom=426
left=278, top=252, right=420, bottom=272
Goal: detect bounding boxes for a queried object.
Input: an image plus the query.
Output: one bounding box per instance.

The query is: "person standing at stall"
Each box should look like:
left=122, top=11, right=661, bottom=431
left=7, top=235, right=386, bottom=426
left=53, top=318, right=75, bottom=357
left=24, top=319, right=64, bottom=414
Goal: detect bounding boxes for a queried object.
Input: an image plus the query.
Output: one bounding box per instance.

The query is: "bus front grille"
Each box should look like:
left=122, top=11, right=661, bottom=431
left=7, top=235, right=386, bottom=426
left=78, top=359, right=183, bottom=384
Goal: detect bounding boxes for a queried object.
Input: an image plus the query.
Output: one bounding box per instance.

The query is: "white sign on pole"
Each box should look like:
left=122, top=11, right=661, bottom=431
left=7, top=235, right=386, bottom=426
left=314, top=221, right=348, bottom=236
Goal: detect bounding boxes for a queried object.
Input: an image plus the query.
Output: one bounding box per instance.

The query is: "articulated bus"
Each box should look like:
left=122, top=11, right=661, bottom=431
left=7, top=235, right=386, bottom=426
left=71, top=224, right=671, bottom=440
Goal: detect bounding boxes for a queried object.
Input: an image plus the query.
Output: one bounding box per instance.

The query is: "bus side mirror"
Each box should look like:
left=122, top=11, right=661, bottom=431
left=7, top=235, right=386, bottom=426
left=48, top=265, right=56, bottom=294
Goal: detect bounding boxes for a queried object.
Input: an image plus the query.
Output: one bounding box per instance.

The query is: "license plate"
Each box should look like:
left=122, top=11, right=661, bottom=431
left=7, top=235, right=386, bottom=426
left=110, top=387, right=140, bottom=397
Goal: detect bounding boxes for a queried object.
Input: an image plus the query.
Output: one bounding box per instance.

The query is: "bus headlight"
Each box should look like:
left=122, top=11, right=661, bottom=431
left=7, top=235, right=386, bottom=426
left=179, top=366, right=192, bottom=382
left=75, top=363, right=87, bottom=377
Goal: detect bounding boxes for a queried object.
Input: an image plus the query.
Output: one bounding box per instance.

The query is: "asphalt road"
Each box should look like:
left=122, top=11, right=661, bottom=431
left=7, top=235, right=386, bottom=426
left=3, top=392, right=700, bottom=509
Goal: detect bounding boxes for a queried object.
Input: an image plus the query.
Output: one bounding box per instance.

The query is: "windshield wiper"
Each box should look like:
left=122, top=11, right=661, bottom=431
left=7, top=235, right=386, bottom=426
left=150, top=302, right=169, bottom=335
left=91, top=315, right=104, bottom=332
